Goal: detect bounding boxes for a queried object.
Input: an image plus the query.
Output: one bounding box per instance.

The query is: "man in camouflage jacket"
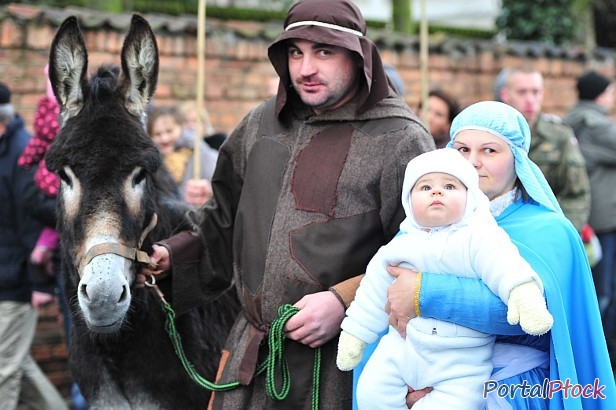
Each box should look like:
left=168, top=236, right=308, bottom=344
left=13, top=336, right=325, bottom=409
left=498, top=66, right=591, bottom=232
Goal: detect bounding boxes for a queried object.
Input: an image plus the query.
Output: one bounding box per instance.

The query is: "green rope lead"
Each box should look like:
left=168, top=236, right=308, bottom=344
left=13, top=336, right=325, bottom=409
left=161, top=301, right=321, bottom=409
left=265, top=304, right=297, bottom=400
left=163, top=303, right=241, bottom=391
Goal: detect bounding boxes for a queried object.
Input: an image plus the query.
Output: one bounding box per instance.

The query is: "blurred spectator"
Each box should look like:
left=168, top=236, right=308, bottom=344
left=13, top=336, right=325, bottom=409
left=147, top=104, right=217, bottom=206
left=564, top=71, right=616, bottom=350
left=178, top=101, right=227, bottom=151
left=0, top=81, right=68, bottom=409
left=17, top=66, right=89, bottom=410
left=493, top=68, right=509, bottom=101
left=498, top=66, right=592, bottom=235
left=419, top=88, right=460, bottom=148
left=384, top=63, right=405, bottom=96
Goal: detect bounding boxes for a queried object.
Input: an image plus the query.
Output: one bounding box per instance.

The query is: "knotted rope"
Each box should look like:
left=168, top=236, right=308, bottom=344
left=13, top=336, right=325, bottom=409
left=147, top=278, right=321, bottom=409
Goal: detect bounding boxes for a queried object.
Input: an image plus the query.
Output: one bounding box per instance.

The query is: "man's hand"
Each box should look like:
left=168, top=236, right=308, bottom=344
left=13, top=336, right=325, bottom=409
left=284, top=291, right=345, bottom=348
left=137, top=244, right=170, bottom=288
left=184, top=178, right=213, bottom=207
left=386, top=265, right=418, bottom=338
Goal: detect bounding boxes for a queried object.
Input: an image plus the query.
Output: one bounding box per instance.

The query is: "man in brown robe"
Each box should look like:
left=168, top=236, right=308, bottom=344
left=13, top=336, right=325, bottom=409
left=143, top=0, right=434, bottom=408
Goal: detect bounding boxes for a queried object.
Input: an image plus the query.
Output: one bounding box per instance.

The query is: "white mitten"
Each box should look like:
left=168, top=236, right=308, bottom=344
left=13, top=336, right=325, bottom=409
left=336, top=330, right=368, bottom=371
left=507, top=281, right=554, bottom=336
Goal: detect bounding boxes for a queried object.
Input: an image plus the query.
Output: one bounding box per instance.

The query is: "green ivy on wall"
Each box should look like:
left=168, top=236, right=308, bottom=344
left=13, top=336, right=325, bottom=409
left=497, top=0, right=576, bottom=44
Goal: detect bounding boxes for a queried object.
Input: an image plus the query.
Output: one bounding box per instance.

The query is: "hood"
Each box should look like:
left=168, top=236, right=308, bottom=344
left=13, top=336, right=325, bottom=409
left=267, top=0, right=390, bottom=117
left=400, top=148, right=494, bottom=232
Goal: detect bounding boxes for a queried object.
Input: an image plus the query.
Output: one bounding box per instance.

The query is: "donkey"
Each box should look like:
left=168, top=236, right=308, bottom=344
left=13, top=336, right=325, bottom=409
left=45, top=15, right=239, bottom=409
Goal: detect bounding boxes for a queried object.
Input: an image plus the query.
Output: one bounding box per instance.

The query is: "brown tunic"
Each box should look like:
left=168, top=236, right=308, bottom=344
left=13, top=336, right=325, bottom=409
left=163, top=94, right=434, bottom=409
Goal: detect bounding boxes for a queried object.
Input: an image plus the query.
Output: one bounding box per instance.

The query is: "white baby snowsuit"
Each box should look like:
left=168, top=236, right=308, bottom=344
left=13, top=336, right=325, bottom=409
left=341, top=148, right=548, bottom=410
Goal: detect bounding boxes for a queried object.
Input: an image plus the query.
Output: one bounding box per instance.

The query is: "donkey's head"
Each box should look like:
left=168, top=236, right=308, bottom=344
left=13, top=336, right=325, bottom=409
left=46, top=15, right=161, bottom=333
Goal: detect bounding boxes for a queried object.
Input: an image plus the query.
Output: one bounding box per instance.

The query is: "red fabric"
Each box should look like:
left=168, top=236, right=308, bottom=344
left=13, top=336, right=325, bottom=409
left=17, top=97, right=60, bottom=197
left=581, top=224, right=595, bottom=243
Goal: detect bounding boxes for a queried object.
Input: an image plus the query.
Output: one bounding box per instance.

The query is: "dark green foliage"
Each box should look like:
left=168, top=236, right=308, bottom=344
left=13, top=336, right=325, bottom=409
left=593, top=0, right=616, bottom=48
left=497, top=0, right=576, bottom=44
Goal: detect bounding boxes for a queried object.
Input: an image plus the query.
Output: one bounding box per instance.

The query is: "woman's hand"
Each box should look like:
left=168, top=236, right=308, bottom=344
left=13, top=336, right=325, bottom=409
left=406, top=386, right=433, bottom=407
left=386, top=265, right=418, bottom=338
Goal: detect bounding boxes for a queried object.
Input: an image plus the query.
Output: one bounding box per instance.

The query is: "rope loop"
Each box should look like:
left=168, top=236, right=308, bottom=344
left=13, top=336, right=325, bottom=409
left=157, top=294, right=321, bottom=409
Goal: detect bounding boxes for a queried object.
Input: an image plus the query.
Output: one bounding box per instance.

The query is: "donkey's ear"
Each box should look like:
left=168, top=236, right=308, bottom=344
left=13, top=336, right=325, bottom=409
left=49, top=16, right=88, bottom=124
left=118, top=14, right=159, bottom=118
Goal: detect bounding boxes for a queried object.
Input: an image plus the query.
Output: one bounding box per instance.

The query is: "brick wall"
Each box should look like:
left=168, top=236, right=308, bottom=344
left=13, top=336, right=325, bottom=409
left=1, top=6, right=614, bottom=137
left=1, top=4, right=615, bottom=404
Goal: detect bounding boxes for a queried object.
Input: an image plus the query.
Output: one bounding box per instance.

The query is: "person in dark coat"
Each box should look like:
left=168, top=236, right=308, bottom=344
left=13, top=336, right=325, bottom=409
left=0, top=81, right=67, bottom=409
left=565, top=69, right=616, bottom=364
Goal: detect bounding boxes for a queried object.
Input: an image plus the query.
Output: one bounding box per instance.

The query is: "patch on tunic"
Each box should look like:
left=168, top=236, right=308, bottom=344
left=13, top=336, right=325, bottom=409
left=292, top=123, right=353, bottom=216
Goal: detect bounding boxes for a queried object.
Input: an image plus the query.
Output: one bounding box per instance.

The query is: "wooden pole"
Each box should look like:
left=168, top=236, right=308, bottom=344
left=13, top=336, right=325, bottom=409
left=419, top=0, right=429, bottom=121
left=193, top=0, right=206, bottom=179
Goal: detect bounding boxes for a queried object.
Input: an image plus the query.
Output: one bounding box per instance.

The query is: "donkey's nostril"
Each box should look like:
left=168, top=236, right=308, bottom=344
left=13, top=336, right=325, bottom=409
left=118, top=285, right=129, bottom=304
left=79, top=284, right=90, bottom=301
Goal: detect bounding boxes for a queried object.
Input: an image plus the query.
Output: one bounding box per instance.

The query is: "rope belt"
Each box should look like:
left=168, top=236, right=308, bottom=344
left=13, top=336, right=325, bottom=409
left=146, top=277, right=321, bottom=409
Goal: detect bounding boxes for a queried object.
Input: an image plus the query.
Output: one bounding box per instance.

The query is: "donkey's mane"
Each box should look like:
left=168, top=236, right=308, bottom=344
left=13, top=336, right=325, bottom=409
left=88, top=65, right=120, bottom=102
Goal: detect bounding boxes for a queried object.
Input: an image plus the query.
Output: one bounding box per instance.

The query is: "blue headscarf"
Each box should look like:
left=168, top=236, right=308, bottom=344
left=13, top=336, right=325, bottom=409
left=447, top=101, right=562, bottom=214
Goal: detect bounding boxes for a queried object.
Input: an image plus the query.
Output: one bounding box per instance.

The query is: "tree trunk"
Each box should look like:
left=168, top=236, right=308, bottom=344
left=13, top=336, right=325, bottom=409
left=392, top=0, right=414, bottom=35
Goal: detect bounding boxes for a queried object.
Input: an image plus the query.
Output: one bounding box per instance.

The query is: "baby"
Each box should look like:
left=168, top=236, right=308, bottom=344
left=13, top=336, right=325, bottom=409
left=337, top=148, right=553, bottom=409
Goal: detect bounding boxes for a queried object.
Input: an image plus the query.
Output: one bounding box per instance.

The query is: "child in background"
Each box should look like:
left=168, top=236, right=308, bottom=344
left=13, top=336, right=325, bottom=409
left=146, top=104, right=218, bottom=206
left=337, top=148, right=553, bottom=409
left=178, top=101, right=227, bottom=151
left=18, top=65, right=61, bottom=277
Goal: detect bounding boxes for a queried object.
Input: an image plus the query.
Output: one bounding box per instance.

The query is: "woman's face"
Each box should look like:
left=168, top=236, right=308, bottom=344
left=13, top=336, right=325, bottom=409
left=451, top=130, right=517, bottom=200
left=425, top=95, right=451, bottom=136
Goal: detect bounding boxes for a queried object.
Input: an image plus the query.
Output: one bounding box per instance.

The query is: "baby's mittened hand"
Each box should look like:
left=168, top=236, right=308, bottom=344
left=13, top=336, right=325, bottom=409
left=507, top=282, right=554, bottom=336
left=336, top=330, right=367, bottom=371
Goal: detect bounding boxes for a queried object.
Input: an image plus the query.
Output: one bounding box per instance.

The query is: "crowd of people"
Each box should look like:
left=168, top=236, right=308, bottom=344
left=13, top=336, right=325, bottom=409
left=2, top=0, right=616, bottom=408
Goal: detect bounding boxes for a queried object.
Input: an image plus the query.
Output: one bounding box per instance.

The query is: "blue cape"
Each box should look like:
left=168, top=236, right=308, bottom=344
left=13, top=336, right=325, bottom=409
left=497, top=200, right=615, bottom=409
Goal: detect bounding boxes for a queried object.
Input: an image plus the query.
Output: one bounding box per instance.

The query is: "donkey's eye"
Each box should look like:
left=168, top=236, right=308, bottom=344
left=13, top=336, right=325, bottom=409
left=57, top=169, right=72, bottom=188
left=132, top=169, right=147, bottom=187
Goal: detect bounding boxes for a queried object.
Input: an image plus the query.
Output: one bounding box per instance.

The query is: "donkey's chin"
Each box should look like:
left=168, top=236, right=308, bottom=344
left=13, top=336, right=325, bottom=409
left=86, top=319, right=124, bottom=334
left=79, top=301, right=131, bottom=334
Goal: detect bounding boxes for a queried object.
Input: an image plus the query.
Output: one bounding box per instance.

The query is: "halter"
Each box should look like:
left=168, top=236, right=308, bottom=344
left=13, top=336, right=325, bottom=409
left=77, top=213, right=158, bottom=277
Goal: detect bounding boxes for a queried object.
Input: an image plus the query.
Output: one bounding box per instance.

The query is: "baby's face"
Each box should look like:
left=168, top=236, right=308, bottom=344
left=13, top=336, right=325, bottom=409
left=410, top=172, right=467, bottom=227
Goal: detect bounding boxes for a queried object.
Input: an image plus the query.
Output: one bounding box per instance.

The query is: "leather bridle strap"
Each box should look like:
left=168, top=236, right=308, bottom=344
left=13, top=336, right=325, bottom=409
left=77, top=213, right=158, bottom=277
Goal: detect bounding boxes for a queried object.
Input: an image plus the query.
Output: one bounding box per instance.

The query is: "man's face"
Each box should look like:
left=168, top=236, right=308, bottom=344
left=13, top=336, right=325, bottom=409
left=597, top=84, right=616, bottom=111
left=500, top=71, right=544, bottom=126
left=287, top=39, right=360, bottom=114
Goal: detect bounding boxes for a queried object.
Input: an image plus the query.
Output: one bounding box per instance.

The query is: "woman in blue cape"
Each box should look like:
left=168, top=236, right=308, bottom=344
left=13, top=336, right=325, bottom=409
left=354, top=101, right=615, bottom=409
